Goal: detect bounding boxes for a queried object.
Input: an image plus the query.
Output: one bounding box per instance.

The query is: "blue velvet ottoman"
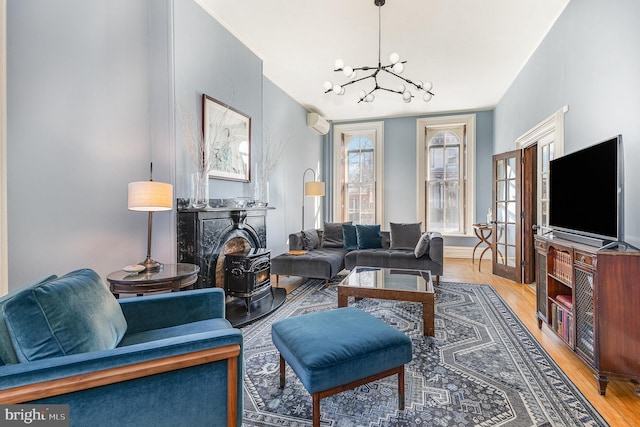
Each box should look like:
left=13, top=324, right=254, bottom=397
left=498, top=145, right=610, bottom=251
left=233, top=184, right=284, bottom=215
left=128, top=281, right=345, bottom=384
left=271, top=307, right=412, bottom=427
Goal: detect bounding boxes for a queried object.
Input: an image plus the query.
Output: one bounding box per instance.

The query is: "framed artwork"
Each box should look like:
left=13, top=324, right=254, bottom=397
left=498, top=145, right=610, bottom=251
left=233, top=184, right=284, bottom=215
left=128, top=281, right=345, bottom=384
left=202, top=94, right=251, bottom=182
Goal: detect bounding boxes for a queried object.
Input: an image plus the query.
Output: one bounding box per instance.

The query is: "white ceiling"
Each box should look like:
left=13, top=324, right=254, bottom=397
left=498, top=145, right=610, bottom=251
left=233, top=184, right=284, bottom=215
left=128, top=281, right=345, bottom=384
left=197, top=0, right=570, bottom=122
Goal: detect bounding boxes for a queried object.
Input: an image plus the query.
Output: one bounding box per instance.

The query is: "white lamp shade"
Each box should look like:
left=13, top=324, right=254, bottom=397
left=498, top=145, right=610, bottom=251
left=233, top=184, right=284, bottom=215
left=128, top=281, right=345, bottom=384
left=128, top=181, right=173, bottom=211
left=304, top=181, right=325, bottom=197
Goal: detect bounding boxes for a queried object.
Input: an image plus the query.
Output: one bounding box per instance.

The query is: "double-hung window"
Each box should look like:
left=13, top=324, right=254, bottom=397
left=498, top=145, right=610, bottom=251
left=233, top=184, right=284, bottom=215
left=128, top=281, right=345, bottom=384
left=417, top=115, right=475, bottom=236
left=333, top=122, right=384, bottom=225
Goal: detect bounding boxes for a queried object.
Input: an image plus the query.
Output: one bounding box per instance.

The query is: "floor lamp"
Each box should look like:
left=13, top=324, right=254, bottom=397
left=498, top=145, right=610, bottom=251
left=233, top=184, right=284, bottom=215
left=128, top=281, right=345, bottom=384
left=128, top=164, right=173, bottom=271
left=302, top=168, right=325, bottom=230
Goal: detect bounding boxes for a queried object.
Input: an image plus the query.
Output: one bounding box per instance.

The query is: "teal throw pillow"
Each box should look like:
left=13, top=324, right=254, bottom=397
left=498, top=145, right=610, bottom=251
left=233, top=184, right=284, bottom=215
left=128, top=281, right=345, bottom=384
left=342, top=224, right=358, bottom=251
left=356, top=224, right=382, bottom=249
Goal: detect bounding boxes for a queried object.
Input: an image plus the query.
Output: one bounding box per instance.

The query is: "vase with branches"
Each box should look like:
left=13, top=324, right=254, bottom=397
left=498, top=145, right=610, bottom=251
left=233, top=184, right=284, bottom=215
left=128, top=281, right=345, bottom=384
left=178, top=104, right=211, bottom=209
left=254, top=128, right=289, bottom=206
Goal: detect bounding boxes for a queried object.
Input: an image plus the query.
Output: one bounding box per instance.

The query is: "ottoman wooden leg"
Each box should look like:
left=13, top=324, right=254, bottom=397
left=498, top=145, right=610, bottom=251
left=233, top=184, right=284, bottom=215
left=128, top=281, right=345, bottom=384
left=279, top=354, right=286, bottom=388
left=312, top=393, right=320, bottom=427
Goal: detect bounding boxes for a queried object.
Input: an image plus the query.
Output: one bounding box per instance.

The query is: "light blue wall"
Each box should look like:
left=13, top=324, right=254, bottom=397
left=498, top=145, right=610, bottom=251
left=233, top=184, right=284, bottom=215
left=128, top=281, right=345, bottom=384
left=173, top=0, right=263, bottom=200
left=263, top=78, right=324, bottom=255
left=332, top=110, right=494, bottom=247
left=5, top=0, right=325, bottom=290
left=494, top=0, right=640, bottom=247
left=173, top=2, right=324, bottom=256
left=6, top=0, right=174, bottom=290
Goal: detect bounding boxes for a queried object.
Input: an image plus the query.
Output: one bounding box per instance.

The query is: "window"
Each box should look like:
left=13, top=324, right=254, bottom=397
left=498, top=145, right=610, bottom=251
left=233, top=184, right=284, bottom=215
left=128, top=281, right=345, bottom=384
left=427, top=128, right=464, bottom=233
left=333, top=122, right=384, bottom=225
left=417, top=114, right=475, bottom=236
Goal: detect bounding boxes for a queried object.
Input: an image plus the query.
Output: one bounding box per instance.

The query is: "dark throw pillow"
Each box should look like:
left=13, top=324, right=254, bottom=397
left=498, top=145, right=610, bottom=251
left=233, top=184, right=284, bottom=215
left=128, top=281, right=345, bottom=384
left=301, top=229, right=320, bottom=250
left=342, top=224, right=358, bottom=251
left=322, top=222, right=352, bottom=248
left=390, top=222, right=422, bottom=250
left=356, top=224, right=382, bottom=249
left=414, top=232, right=431, bottom=258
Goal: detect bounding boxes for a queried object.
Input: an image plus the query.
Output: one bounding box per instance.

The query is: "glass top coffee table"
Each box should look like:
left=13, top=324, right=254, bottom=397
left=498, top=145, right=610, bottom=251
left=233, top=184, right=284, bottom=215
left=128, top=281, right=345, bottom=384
left=338, top=267, right=435, bottom=336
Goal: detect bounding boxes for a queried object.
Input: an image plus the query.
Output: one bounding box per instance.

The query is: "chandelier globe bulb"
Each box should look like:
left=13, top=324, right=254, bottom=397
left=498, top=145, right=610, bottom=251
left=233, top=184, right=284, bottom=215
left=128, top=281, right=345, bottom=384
left=392, top=62, right=404, bottom=74
left=423, top=93, right=433, bottom=102
left=323, top=80, right=333, bottom=91
left=334, top=59, right=345, bottom=70
left=398, top=84, right=406, bottom=93
left=333, top=84, right=342, bottom=94
left=402, top=91, right=412, bottom=102
left=366, top=93, right=375, bottom=102
left=423, top=81, right=433, bottom=92
left=343, top=65, right=353, bottom=77
left=389, top=52, right=400, bottom=64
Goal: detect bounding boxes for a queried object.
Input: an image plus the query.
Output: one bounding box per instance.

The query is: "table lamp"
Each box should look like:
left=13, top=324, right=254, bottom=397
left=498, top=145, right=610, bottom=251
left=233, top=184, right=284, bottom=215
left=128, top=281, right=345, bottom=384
left=302, top=167, right=325, bottom=230
left=128, top=164, right=173, bottom=271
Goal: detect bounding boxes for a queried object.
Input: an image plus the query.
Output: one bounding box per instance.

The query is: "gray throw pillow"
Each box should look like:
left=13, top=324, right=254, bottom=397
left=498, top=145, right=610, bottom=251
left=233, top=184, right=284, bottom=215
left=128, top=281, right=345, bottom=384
left=414, top=232, right=431, bottom=258
left=322, top=222, right=351, bottom=248
left=301, top=229, right=320, bottom=250
left=390, top=222, right=422, bottom=250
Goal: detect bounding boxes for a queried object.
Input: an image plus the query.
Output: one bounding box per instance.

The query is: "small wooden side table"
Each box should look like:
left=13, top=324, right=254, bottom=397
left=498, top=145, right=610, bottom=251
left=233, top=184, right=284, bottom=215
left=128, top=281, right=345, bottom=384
left=107, top=263, right=200, bottom=298
left=472, top=223, right=493, bottom=272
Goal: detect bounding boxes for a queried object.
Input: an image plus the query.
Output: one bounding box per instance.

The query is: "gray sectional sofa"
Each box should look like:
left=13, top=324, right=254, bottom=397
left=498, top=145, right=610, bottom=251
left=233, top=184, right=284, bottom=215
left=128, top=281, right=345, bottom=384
left=271, top=223, right=443, bottom=286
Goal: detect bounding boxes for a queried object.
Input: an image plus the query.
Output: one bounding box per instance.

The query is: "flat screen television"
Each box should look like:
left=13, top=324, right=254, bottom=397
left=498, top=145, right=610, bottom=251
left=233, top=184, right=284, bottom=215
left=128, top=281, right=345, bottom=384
left=549, top=135, right=623, bottom=245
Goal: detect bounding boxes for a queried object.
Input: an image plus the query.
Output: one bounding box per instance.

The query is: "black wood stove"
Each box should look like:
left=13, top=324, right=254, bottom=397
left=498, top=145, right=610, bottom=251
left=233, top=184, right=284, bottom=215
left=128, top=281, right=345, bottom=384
left=224, top=248, right=271, bottom=312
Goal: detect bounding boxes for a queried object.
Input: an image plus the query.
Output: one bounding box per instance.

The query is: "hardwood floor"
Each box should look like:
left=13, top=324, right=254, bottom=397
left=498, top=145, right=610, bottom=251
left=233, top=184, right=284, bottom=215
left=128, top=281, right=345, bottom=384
left=443, top=258, right=640, bottom=427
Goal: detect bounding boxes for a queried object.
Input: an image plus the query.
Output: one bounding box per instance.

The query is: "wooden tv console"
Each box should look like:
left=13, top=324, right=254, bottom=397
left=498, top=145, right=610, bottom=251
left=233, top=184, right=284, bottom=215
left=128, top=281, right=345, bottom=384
left=535, top=235, right=640, bottom=395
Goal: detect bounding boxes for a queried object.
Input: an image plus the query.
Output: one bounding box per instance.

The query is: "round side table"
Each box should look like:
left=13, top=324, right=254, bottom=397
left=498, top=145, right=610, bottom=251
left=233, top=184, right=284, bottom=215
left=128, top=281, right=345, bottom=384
left=107, top=263, right=200, bottom=298
left=472, top=223, right=493, bottom=272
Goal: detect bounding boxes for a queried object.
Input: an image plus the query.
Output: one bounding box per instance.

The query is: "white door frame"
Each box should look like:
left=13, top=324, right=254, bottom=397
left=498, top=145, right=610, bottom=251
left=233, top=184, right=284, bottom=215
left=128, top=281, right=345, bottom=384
left=516, top=106, right=567, bottom=233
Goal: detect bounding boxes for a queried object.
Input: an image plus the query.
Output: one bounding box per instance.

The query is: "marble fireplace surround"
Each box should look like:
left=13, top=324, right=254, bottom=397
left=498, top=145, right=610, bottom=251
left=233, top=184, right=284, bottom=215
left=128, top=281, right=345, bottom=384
left=176, top=198, right=272, bottom=289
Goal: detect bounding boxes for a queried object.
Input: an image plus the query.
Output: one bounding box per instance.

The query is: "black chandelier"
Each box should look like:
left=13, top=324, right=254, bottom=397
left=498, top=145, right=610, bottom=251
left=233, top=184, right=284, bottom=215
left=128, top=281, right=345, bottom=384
left=323, top=0, right=435, bottom=104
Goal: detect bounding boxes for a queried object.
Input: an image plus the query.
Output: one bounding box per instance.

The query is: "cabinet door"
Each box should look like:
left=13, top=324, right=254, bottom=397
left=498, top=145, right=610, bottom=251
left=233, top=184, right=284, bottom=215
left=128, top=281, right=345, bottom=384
left=536, top=248, right=547, bottom=324
left=574, top=266, right=595, bottom=367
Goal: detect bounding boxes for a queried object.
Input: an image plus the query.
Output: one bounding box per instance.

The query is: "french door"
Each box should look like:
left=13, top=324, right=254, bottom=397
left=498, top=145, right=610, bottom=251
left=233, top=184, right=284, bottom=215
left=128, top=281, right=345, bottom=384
left=491, top=150, right=522, bottom=282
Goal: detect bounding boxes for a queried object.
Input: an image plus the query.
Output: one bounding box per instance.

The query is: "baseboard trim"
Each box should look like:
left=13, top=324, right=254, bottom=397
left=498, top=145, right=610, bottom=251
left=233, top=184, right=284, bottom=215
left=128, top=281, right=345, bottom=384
left=444, top=246, right=493, bottom=260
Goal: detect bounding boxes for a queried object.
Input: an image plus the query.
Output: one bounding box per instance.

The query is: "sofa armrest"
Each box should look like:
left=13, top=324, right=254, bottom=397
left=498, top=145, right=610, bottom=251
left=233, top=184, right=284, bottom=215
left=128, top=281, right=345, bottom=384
left=119, top=288, right=226, bottom=334
left=428, top=232, right=444, bottom=264
left=0, top=328, right=243, bottom=425
left=0, top=326, right=242, bottom=395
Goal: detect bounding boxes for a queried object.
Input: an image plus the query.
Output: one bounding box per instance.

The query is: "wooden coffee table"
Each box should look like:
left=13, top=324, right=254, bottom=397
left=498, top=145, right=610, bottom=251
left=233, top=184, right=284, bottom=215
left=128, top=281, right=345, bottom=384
left=338, top=267, right=435, bottom=336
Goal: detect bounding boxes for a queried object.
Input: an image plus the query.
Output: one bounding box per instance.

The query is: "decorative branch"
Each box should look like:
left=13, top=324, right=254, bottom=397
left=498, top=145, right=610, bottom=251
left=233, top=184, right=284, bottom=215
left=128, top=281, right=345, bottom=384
left=261, top=127, right=289, bottom=182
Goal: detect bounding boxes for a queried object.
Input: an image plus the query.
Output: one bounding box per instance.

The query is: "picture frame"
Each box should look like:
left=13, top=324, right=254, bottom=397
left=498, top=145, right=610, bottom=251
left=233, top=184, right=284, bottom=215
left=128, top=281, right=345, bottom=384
left=202, top=94, right=251, bottom=182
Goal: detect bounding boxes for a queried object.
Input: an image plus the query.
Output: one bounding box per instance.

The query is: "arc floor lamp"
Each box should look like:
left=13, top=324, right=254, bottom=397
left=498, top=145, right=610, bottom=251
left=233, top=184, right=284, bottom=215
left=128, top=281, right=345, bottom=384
left=302, top=168, right=325, bottom=230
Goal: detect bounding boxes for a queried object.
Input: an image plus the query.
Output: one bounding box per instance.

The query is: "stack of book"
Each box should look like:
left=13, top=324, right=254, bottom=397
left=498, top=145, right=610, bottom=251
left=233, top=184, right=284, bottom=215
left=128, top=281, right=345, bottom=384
left=551, top=294, right=574, bottom=346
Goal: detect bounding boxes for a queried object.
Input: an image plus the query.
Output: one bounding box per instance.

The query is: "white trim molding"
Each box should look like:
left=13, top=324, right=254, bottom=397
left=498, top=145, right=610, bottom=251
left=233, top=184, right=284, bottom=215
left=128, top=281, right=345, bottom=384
left=516, top=106, right=566, bottom=154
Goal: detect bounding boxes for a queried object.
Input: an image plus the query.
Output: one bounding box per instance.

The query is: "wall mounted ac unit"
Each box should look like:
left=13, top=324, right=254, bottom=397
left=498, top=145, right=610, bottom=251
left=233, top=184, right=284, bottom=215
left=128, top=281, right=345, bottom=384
left=307, top=113, right=330, bottom=135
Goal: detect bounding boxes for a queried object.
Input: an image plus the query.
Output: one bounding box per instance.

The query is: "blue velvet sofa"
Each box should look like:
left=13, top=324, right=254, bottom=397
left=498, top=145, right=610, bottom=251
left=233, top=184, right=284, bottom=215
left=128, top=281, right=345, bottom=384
left=0, top=268, right=243, bottom=427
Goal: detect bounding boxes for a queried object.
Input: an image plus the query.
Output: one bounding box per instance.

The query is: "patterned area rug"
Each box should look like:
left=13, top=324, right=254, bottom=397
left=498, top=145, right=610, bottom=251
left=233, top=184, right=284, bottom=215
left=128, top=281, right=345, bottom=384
left=241, top=277, right=608, bottom=426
